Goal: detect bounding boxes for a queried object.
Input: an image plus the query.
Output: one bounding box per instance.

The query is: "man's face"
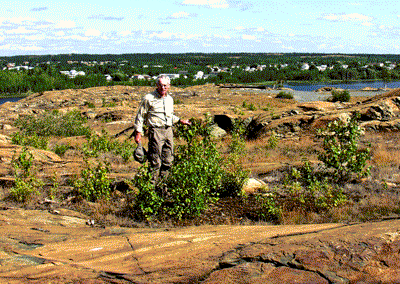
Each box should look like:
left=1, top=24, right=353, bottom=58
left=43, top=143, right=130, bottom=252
left=156, top=79, right=170, bottom=96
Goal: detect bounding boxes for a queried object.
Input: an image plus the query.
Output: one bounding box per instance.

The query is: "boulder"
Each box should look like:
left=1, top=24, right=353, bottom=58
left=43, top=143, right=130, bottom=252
left=298, top=101, right=337, bottom=112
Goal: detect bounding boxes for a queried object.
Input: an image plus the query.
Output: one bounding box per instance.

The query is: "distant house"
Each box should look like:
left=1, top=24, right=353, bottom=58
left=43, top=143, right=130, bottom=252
left=60, top=70, right=85, bottom=78
left=159, top=73, right=180, bottom=80
left=8, top=65, right=33, bottom=71
left=194, top=71, right=204, bottom=80
left=301, top=63, right=310, bottom=70
left=132, top=74, right=146, bottom=80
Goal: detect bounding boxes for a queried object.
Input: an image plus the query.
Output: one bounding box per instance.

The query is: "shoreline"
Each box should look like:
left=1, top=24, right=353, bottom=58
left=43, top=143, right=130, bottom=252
left=260, top=88, right=389, bottom=103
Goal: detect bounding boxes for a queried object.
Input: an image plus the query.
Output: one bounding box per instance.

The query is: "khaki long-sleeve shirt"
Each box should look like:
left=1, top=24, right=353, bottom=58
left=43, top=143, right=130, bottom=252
left=134, top=90, right=180, bottom=133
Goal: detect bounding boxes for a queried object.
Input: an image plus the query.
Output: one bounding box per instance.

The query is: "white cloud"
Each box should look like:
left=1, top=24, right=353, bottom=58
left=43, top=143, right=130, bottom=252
left=214, top=34, right=231, bottom=39
left=242, top=34, right=256, bottom=40
left=181, top=0, right=228, bottom=8
left=150, top=31, right=173, bottom=39
left=6, top=26, right=36, bottom=34
left=55, top=31, right=65, bottom=36
left=171, top=11, right=190, bottom=19
left=85, top=29, right=101, bottom=37
left=322, top=13, right=372, bottom=22
left=55, top=20, right=76, bottom=29
left=69, top=35, right=89, bottom=41
left=256, top=27, right=265, bottom=32
left=362, top=22, right=374, bottom=27
left=0, top=17, right=37, bottom=25
left=0, top=43, right=43, bottom=51
left=25, top=34, right=45, bottom=40
left=120, top=30, right=132, bottom=37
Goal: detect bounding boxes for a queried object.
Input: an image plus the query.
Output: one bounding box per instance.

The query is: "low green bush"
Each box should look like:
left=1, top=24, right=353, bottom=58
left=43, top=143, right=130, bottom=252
left=10, top=147, right=43, bottom=203
left=133, top=116, right=249, bottom=220
left=82, top=130, right=135, bottom=161
left=74, top=161, right=113, bottom=202
left=52, top=143, right=72, bottom=156
left=11, top=132, right=48, bottom=149
left=317, top=113, right=371, bottom=182
left=329, top=90, right=350, bottom=102
left=276, top=91, right=294, bottom=99
left=14, top=110, right=91, bottom=137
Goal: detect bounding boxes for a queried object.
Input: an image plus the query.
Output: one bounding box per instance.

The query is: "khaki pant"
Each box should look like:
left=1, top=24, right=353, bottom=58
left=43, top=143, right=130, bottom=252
left=148, top=126, right=174, bottom=186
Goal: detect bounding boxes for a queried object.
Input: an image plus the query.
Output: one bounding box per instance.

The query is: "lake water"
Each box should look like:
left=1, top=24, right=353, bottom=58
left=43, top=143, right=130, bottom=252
left=282, top=80, right=400, bottom=92
left=0, top=97, right=24, bottom=105
left=0, top=81, right=399, bottom=105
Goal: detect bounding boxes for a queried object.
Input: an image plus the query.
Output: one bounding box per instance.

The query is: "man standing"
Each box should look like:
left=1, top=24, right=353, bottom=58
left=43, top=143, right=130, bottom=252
left=134, top=75, right=190, bottom=192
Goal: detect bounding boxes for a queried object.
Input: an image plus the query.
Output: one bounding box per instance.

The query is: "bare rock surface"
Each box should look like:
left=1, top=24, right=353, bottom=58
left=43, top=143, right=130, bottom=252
left=1, top=207, right=400, bottom=283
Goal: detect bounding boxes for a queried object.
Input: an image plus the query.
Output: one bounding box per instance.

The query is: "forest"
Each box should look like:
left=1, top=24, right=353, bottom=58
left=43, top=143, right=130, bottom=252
left=1, top=52, right=399, bottom=97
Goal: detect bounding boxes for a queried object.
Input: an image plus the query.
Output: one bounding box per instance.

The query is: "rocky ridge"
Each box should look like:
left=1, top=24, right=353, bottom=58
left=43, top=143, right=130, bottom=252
left=1, top=85, right=400, bottom=283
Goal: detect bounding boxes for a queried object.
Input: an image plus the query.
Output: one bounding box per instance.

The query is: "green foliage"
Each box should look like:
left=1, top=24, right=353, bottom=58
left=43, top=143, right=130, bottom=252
left=329, top=89, right=351, bottom=102
left=14, top=110, right=91, bottom=137
left=285, top=166, right=347, bottom=212
left=254, top=193, right=281, bottom=220
left=2, top=53, right=400, bottom=96
left=101, top=98, right=116, bottom=108
left=10, top=147, right=43, bottom=203
left=52, top=143, right=72, bottom=156
left=317, top=114, right=371, bottom=182
left=242, top=101, right=257, bottom=111
left=11, top=132, right=48, bottom=149
left=277, top=114, right=371, bottom=212
left=82, top=130, right=135, bottom=161
left=228, top=118, right=247, bottom=156
left=74, top=162, right=113, bottom=202
left=165, top=119, right=225, bottom=219
left=132, top=164, right=163, bottom=220
left=266, top=131, right=279, bottom=150
left=84, top=101, right=96, bottom=108
left=133, top=115, right=249, bottom=220
left=276, top=91, right=294, bottom=99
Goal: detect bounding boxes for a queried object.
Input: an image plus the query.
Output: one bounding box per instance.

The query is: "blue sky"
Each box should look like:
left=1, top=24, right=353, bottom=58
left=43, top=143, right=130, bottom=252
left=1, top=0, right=399, bottom=56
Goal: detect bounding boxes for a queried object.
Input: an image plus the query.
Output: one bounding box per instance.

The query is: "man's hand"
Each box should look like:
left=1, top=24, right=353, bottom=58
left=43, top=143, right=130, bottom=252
left=180, top=119, right=191, bottom=125
left=135, top=131, right=142, bottom=144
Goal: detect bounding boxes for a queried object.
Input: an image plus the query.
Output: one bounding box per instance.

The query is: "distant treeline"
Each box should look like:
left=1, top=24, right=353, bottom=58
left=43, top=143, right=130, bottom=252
left=2, top=52, right=400, bottom=67
left=1, top=53, right=400, bottom=97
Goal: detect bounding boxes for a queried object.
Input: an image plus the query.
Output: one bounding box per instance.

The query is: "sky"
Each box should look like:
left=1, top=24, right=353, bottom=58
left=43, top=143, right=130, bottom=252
left=0, top=0, right=399, bottom=56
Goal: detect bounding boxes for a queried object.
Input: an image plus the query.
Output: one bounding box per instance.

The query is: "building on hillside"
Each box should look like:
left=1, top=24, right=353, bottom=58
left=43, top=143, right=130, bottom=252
left=301, top=63, right=310, bottom=70
left=60, top=70, right=86, bottom=78
left=194, top=71, right=204, bottom=80
left=159, top=73, right=180, bottom=80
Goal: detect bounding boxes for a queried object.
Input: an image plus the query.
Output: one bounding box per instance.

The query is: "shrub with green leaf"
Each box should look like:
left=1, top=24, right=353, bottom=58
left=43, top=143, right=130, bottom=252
left=82, top=130, right=135, bottom=161
left=317, top=113, right=371, bottom=182
left=132, top=164, right=163, bottom=220
left=10, top=147, right=43, bottom=203
left=74, top=162, right=113, bottom=202
left=132, top=115, right=249, bottom=220
left=11, top=132, right=48, bottom=149
left=14, top=110, right=91, bottom=137
left=329, top=89, right=350, bottom=102
left=276, top=91, right=294, bottom=99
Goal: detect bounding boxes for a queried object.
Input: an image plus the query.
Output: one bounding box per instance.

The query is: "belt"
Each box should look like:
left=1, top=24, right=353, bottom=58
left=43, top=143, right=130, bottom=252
left=151, top=125, right=171, bottom=129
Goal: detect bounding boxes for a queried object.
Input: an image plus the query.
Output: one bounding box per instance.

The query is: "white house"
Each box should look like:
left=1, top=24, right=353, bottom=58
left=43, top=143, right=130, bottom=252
left=159, top=73, right=180, bottom=80
left=194, top=71, right=204, bottom=80
left=301, top=63, right=310, bottom=70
